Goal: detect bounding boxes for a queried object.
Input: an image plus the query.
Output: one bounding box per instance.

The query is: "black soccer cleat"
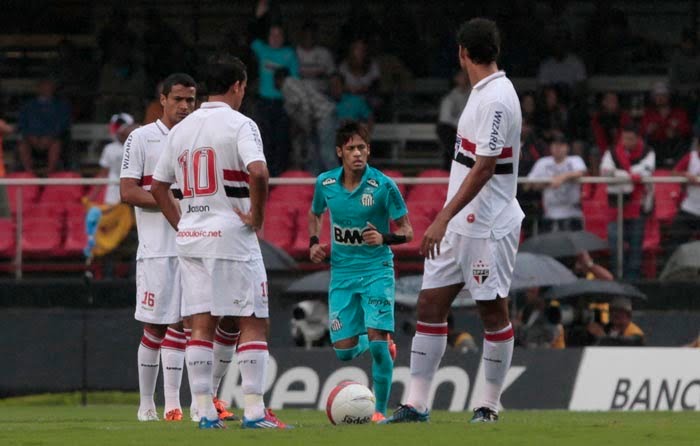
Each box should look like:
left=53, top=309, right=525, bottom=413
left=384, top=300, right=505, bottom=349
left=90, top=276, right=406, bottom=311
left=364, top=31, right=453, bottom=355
left=379, top=404, right=429, bottom=424
left=470, top=407, right=499, bottom=423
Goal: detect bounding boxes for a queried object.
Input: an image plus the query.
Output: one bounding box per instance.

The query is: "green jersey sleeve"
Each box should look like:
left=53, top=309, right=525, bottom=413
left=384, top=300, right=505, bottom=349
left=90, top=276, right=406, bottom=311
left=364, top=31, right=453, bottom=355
left=386, top=179, right=408, bottom=221
left=311, top=177, right=327, bottom=215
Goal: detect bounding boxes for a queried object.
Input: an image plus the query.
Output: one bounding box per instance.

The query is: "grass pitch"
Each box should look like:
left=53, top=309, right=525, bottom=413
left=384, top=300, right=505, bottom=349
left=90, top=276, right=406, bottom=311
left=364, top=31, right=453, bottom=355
left=0, top=397, right=698, bottom=446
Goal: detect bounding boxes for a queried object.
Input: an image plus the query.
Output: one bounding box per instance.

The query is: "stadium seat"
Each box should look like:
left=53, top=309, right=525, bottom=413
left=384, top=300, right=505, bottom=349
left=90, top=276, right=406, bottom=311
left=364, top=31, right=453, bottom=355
left=289, top=210, right=330, bottom=259
left=261, top=201, right=297, bottom=252
left=39, top=171, right=85, bottom=209
left=270, top=170, right=315, bottom=202
left=381, top=168, right=407, bottom=197
left=408, top=169, right=449, bottom=203
left=6, top=171, right=40, bottom=214
left=582, top=184, right=613, bottom=241
left=0, top=218, right=16, bottom=258
left=21, top=204, right=64, bottom=257
left=653, top=170, right=681, bottom=224
left=642, top=214, right=661, bottom=278
left=59, top=203, right=87, bottom=257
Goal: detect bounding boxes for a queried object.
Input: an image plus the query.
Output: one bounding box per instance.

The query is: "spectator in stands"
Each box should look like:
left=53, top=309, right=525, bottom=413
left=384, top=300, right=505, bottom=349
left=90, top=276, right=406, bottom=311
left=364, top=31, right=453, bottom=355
left=329, top=73, right=373, bottom=126
left=668, top=139, right=700, bottom=259
left=640, top=82, right=691, bottom=167
left=296, top=21, right=335, bottom=94
left=536, top=29, right=586, bottom=93
left=515, top=288, right=566, bottom=349
left=275, top=68, right=337, bottom=175
left=591, top=92, right=632, bottom=156
left=526, top=135, right=587, bottom=232
left=669, top=29, right=700, bottom=103
left=446, top=312, right=477, bottom=353
left=16, top=79, right=71, bottom=174
left=437, top=71, right=470, bottom=169
left=587, top=297, right=645, bottom=346
left=88, top=113, right=135, bottom=205
left=250, top=0, right=298, bottom=176
left=519, top=116, right=547, bottom=236
left=338, top=39, right=381, bottom=108
left=535, top=86, right=569, bottom=142
left=0, top=119, right=14, bottom=217
left=521, top=92, right=537, bottom=124
left=601, top=124, right=655, bottom=279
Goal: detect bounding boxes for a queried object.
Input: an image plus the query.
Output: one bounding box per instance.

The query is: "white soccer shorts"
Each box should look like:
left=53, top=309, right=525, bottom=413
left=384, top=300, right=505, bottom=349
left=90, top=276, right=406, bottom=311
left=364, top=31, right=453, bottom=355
left=134, top=257, right=182, bottom=324
left=179, top=257, right=269, bottom=318
left=422, top=227, right=520, bottom=301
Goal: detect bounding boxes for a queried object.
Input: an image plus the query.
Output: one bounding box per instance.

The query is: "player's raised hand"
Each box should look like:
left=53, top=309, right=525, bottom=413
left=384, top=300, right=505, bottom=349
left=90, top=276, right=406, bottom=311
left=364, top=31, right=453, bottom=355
left=310, top=243, right=328, bottom=263
left=420, top=219, right=447, bottom=259
left=233, top=207, right=263, bottom=231
left=362, top=222, right=383, bottom=246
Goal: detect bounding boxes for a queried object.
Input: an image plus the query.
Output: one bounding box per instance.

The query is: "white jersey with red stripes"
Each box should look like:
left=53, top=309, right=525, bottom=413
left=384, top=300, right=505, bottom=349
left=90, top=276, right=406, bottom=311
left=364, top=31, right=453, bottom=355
left=121, top=119, right=178, bottom=259
left=679, top=150, right=700, bottom=216
left=448, top=71, right=524, bottom=239
left=153, top=101, right=267, bottom=260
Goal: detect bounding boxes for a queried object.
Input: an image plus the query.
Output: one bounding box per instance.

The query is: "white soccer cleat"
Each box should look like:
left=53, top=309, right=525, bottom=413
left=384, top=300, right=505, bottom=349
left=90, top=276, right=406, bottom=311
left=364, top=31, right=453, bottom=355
left=137, top=408, right=159, bottom=421
left=190, top=405, right=201, bottom=422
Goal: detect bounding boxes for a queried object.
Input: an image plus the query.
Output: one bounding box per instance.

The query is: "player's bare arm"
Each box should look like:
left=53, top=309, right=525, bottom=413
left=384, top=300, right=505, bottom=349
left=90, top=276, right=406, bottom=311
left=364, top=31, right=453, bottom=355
left=308, top=210, right=328, bottom=263
left=421, top=155, right=497, bottom=259
left=120, top=177, right=159, bottom=209
left=151, top=179, right=181, bottom=230
left=233, top=160, right=269, bottom=230
left=362, top=216, right=414, bottom=246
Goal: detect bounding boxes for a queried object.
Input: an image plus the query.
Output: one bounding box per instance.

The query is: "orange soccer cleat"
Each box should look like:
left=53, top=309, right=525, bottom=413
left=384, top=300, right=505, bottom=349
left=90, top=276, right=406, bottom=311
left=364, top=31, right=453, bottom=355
left=164, top=408, right=183, bottom=421
left=389, top=338, right=397, bottom=361
left=213, top=397, right=238, bottom=421
left=372, top=412, right=387, bottom=423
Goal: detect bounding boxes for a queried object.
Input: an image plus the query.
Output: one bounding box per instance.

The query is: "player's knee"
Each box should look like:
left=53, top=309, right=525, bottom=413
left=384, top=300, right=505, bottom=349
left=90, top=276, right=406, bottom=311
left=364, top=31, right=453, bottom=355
left=334, top=348, right=355, bottom=361
left=415, top=296, right=444, bottom=323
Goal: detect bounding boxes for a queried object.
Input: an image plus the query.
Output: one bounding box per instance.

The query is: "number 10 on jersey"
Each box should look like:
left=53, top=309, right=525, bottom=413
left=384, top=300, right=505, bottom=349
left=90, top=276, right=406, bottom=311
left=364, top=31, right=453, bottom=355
left=178, top=147, right=218, bottom=197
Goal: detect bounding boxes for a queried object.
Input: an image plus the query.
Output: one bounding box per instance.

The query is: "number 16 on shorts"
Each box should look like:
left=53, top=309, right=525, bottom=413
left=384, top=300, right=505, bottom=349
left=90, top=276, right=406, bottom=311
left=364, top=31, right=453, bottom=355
left=141, top=291, right=155, bottom=312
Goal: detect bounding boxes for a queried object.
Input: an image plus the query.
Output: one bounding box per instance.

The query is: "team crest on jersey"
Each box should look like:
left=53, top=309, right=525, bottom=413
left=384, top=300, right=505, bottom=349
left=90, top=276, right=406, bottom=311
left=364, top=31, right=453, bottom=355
left=322, top=177, right=336, bottom=186
left=361, top=193, right=374, bottom=207
left=472, top=260, right=490, bottom=285
left=367, top=179, right=378, bottom=188
left=330, top=319, right=342, bottom=332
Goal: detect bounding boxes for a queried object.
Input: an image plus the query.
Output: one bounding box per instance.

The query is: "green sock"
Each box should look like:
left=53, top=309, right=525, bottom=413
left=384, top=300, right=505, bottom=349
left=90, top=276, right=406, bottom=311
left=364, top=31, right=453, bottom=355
left=334, top=334, right=370, bottom=361
left=369, top=340, right=394, bottom=415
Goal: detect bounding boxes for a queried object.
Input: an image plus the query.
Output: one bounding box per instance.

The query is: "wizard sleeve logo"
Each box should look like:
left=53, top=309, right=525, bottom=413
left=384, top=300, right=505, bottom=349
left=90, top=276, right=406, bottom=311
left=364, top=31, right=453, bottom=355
left=472, top=260, right=490, bottom=285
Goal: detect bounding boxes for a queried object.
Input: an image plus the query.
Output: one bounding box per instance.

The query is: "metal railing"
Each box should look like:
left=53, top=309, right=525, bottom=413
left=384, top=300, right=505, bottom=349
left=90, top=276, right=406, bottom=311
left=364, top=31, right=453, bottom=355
left=0, top=175, right=691, bottom=279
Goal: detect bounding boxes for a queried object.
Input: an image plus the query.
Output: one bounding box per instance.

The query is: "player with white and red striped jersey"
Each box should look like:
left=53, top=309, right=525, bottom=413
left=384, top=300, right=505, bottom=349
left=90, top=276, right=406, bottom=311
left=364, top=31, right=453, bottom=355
left=120, top=73, right=197, bottom=423
left=151, top=54, right=290, bottom=430
left=383, top=18, right=524, bottom=425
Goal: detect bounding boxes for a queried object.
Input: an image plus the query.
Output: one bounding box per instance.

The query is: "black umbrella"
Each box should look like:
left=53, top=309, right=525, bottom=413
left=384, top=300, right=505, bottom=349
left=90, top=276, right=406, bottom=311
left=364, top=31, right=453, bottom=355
left=660, top=241, right=700, bottom=281
left=286, top=270, right=330, bottom=294
left=543, top=279, right=646, bottom=301
left=259, top=238, right=298, bottom=272
left=510, top=252, right=578, bottom=291
left=520, top=230, right=607, bottom=258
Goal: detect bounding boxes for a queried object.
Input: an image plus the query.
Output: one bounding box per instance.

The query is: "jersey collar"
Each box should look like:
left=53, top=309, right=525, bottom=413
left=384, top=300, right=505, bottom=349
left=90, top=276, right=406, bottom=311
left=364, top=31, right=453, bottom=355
left=154, top=119, right=169, bottom=135
left=472, top=71, right=505, bottom=90
left=337, top=164, right=374, bottom=194
left=199, top=101, right=230, bottom=109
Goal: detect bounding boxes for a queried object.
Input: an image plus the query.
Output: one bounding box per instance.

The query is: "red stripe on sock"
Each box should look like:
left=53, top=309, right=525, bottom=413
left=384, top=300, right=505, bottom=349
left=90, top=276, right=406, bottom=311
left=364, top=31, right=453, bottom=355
left=187, top=339, right=213, bottom=349
left=484, top=326, right=514, bottom=342
left=237, top=342, right=268, bottom=352
left=166, top=328, right=186, bottom=339
left=141, top=336, right=162, bottom=350
left=214, top=334, right=238, bottom=346
left=161, top=339, right=186, bottom=350
left=416, top=322, right=448, bottom=336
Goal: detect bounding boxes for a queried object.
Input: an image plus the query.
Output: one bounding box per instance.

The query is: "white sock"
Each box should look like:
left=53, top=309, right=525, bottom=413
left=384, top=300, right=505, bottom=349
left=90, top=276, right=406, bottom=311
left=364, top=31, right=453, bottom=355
left=406, top=322, right=447, bottom=413
left=213, top=327, right=239, bottom=397
left=477, top=323, right=514, bottom=412
left=186, top=339, right=217, bottom=420
left=161, top=328, right=186, bottom=413
left=237, top=341, right=268, bottom=420
left=138, top=328, right=164, bottom=412
left=183, top=328, right=197, bottom=415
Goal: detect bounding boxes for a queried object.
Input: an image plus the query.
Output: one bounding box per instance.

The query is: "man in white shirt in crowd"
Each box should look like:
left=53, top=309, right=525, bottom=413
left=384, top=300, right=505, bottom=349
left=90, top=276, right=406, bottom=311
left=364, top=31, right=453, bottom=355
left=527, top=135, right=587, bottom=232
left=90, top=113, right=135, bottom=205
left=296, top=20, right=335, bottom=94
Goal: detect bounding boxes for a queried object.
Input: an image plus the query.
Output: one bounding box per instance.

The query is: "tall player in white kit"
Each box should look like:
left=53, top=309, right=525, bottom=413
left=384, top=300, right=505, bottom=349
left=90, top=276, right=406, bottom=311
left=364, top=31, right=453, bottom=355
left=120, top=73, right=197, bottom=422
left=383, top=18, right=523, bottom=424
left=151, top=54, right=291, bottom=430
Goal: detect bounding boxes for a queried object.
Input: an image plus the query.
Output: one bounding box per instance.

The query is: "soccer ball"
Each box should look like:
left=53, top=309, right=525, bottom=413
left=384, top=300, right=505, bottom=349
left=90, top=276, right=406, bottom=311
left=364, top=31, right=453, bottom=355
left=325, top=381, right=375, bottom=425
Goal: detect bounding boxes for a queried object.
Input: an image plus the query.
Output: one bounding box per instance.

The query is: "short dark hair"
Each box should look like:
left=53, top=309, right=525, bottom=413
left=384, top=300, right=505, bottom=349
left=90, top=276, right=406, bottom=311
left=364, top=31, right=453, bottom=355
left=457, top=18, right=500, bottom=65
left=161, top=73, right=196, bottom=97
left=336, top=121, right=370, bottom=148
left=204, top=54, right=247, bottom=96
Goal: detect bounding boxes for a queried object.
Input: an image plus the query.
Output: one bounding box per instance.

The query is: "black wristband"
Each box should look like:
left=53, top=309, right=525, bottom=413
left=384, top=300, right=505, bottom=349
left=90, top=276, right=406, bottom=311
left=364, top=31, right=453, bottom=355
left=382, top=233, right=407, bottom=245
left=309, top=235, right=320, bottom=248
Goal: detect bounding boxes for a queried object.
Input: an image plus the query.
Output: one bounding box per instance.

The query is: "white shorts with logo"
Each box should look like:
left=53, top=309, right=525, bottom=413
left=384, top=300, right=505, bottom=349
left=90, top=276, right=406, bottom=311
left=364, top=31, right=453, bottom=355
left=134, top=257, right=182, bottom=324
left=422, top=227, right=520, bottom=301
left=179, top=257, right=269, bottom=318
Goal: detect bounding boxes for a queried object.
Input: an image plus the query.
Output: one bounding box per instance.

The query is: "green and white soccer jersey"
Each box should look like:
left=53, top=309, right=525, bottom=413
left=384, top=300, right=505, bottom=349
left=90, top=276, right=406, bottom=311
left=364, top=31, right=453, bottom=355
left=311, top=165, right=408, bottom=341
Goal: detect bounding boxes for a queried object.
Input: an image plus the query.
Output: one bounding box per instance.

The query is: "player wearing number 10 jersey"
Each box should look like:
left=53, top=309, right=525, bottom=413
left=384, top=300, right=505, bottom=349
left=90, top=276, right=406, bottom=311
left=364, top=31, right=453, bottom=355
left=152, top=54, right=290, bottom=430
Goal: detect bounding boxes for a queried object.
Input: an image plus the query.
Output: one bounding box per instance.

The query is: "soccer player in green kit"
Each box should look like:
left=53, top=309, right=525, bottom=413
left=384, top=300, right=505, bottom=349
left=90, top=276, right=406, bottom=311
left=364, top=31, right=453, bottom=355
left=308, top=121, right=413, bottom=422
